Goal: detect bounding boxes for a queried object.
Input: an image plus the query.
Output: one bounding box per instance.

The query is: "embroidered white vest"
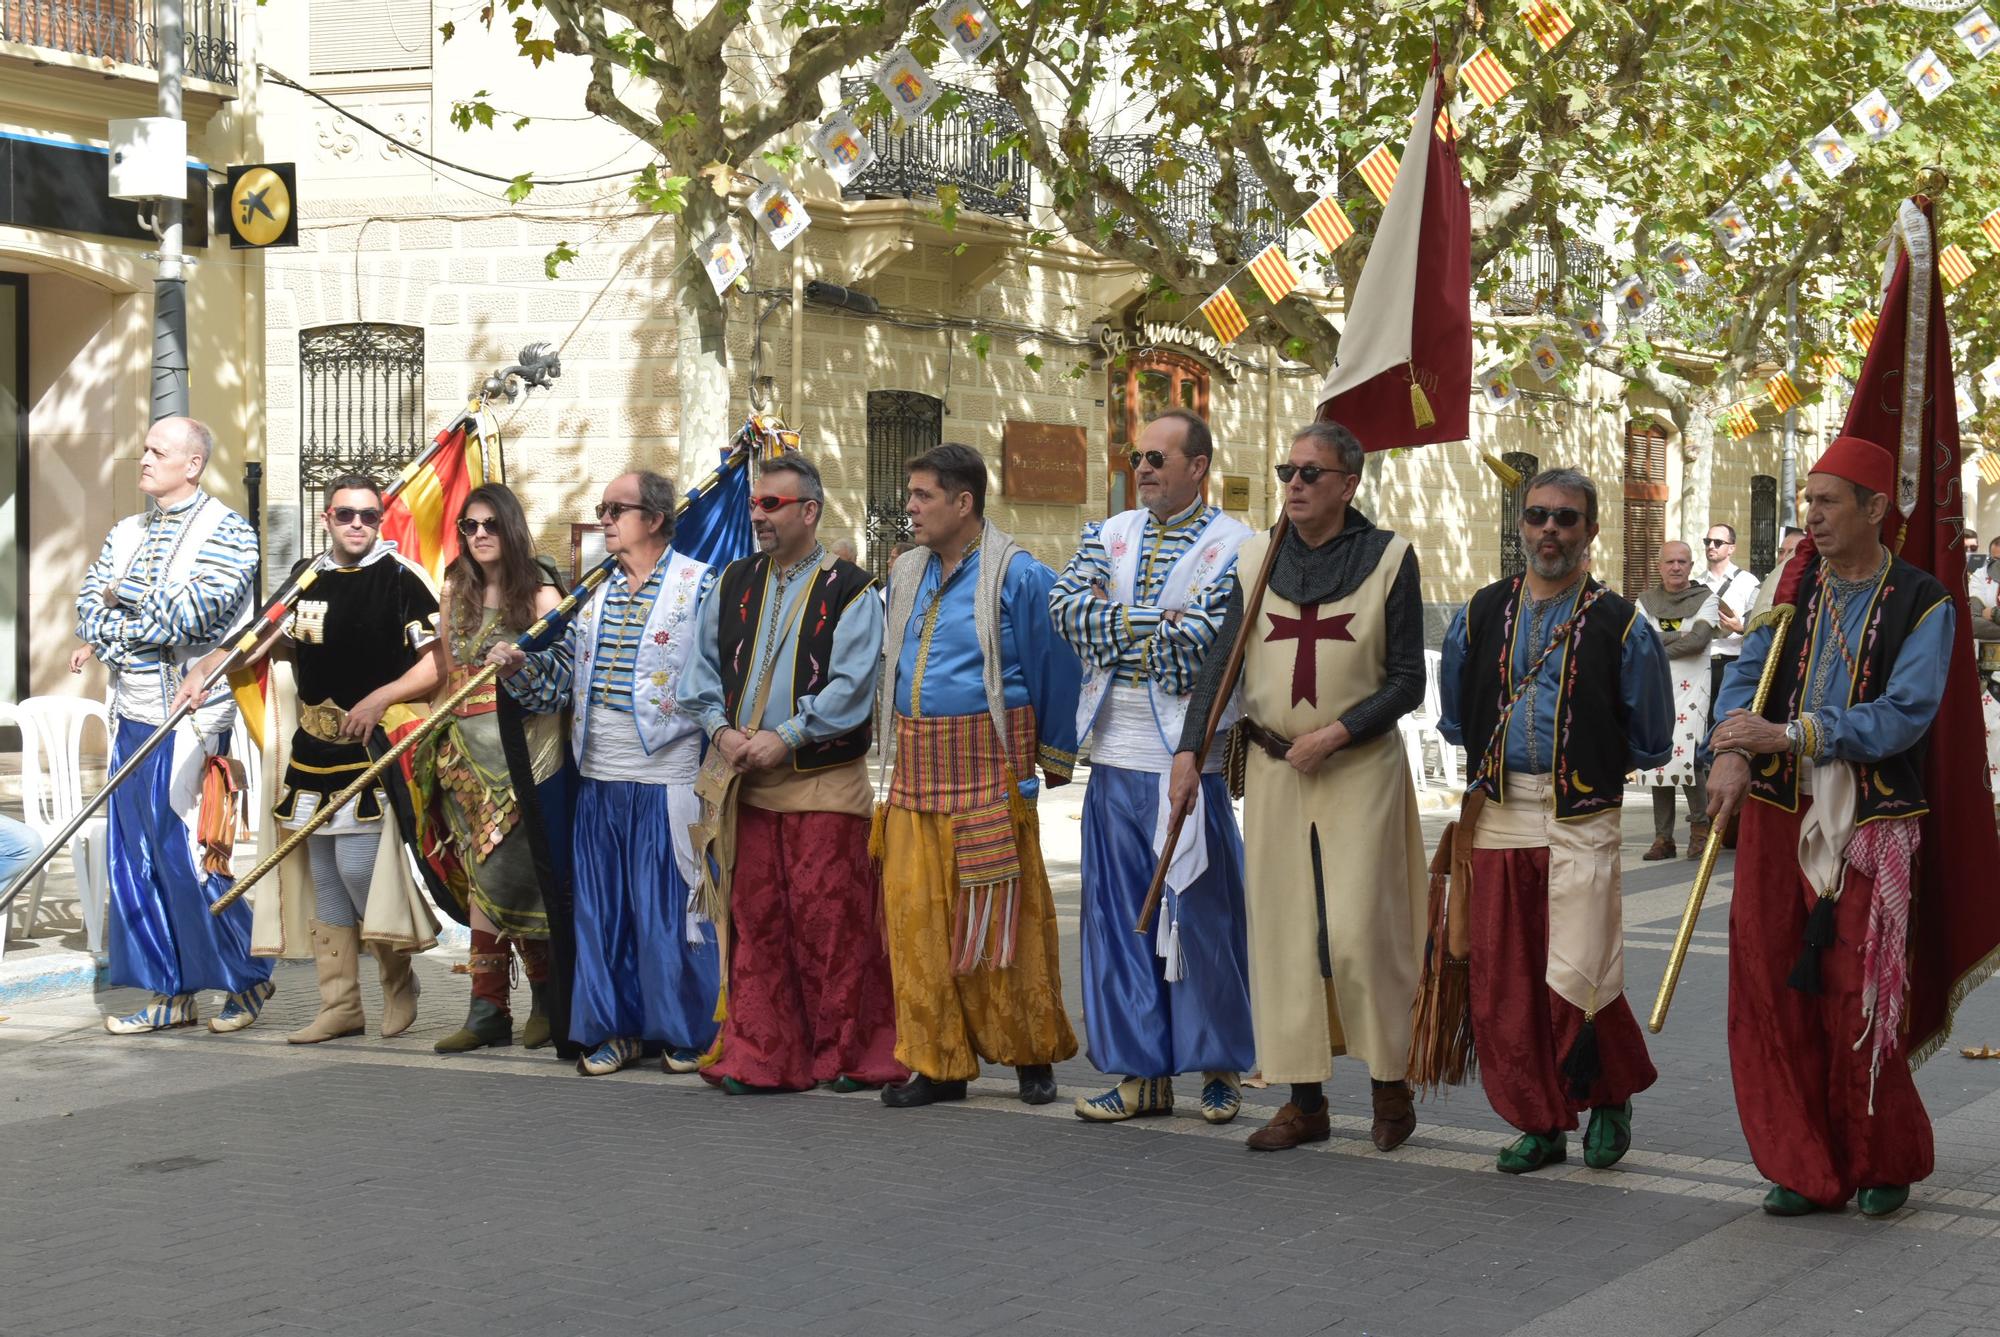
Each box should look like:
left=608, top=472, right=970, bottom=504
left=571, top=550, right=709, bottom=758
left=1074, top=507, right=1252, bottom=756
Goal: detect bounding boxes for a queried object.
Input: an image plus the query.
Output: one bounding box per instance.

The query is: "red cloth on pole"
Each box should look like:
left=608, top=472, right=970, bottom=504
left=714, top=805, right=907, bottom=1091
left=1812, top=195, right=2000, bottom=1066
left=1467, top=847, right=1656, bottom=1133
left=1729, top=796, right=1935, bottom=1207
left=1314, top=56, right=1471, bottom=453
left=380, top=424, right=481, bottom=583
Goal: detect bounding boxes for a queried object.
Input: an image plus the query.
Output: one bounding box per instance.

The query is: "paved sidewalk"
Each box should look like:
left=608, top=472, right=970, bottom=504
left=4, top=774, right=2000, bottom=1336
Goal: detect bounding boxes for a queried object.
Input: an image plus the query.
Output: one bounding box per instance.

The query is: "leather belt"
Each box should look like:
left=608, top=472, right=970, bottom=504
left=298, top=700, right=349, bottom=742
left=1240, top=718, right=1293, bottom=760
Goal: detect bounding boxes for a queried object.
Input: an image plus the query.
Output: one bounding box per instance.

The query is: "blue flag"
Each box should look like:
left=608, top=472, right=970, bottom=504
left=673, top=440, right=755, bottom=568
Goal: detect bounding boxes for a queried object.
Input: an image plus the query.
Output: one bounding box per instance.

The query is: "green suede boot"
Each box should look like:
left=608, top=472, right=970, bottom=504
left=520, top=981, right=552, bottom=1051
left=1857, top=1185, right=1910, bottom=1217
left=1761, top=1184, right=1820, bottom=1216
left=1497, top=1130, right=1567, bottom=1174
left=434, top=998, right=513, bottom=1053
left=1583, top=1101, right=1633, bottom=1169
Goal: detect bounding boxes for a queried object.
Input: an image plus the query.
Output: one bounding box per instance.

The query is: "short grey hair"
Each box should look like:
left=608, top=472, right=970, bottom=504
left=634, top=470, right=677, bottom=541
left=757, top=450, right=825, bottom=506
left=1524, top=467, right=1598, bottom=527
left=1290, top=420, right=1365, bottom=476
left=160, top=415, right=216, bottom=469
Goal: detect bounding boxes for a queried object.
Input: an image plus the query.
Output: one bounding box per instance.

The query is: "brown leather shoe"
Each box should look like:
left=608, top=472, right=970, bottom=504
left=1245, top=1101, right=1332, bottom=1151
left=1641, top=837, right=1676, bottom=861
left=1686, top=821, right=1711, bottom=859
left=1370, top=1081, right=1417, bottom=1151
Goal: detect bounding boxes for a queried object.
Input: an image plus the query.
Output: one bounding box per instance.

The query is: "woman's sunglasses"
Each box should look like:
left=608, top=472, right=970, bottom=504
left=456, top=516, right=502, bottom=537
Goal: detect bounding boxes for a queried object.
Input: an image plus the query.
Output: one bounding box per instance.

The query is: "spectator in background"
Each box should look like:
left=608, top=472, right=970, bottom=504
left=1634, top=541, right=1718, bottom=861
left=0, top=815, right=46, bottom=936
left=1697, top=522, right=1760, bottom=849
left=830, top=538, right=859, bottom=565
left=1777, top=526, right=1805, bottom=566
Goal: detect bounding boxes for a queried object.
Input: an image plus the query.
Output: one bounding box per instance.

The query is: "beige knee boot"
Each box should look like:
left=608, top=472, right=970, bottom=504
left=371, top=942, right=421, bottom=1039
left=287, top=922, right=366, bottom=1044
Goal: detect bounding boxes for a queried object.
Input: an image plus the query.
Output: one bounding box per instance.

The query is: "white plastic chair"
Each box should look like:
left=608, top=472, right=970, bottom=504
left=1397, top=716, right=1430, bottom=791
left=13, top=695, right=112, bottom=958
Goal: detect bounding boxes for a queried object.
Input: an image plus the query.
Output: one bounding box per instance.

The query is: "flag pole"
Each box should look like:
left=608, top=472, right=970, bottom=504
left=211, top=418, right=770, bottom=915
left=0, top=345, right=562, bottom=921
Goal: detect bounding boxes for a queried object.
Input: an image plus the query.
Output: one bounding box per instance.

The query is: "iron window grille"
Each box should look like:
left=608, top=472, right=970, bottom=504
left=1493, top=229, right=1609, bottom=318
left=864, top=390, right=943, bottom=577
left=1499, top=451, right=1539, bottom=580
left=298, top=323, right=425, bottom=556
left=1094, top=135, right=1281, bottom=256
left=1749, top=474, right=1778, bottom=577
left=0, top=0, right=238, bottom=83
left=839, top=79, right=1030, bottom=220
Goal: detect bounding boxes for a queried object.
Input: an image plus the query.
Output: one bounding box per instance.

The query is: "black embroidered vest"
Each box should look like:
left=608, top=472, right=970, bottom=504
left=715, top=552, right=877, bottom=771
left=1748, top=553, right=1945, bottom=822
left=1459, top=575, right=1638, bottom=819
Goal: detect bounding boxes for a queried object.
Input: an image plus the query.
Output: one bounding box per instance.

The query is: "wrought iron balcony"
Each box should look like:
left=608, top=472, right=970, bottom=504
left=838, top=78, right=1029, bottom=220
left=1094, top=136, right=1282, bottom=257
left=0, top=0, right=237, bottom=85
left=1492, top=229, right=1608, bottom=317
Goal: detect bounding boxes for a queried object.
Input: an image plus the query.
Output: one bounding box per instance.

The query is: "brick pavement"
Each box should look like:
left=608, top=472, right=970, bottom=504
left=3, top=778, right=2000, bottom=1335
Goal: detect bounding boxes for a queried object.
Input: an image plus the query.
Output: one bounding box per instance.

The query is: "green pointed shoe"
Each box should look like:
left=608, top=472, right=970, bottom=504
left=1761, top=1184, right=1820, bottom=1216
left=1857, top=1184, right=1910, bottom=1218
left=1583, top=1101, right=1633, bottom=1169
left=1496, top=1130, right=1567, bottom=1175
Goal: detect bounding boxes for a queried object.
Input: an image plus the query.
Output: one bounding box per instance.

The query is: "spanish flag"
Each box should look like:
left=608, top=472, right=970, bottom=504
left=382, top=423, right=486, bottom=583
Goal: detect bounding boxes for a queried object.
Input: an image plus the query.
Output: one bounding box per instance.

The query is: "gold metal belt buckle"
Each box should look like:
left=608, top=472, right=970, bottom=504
left=299, top=700, right=349, bottom=742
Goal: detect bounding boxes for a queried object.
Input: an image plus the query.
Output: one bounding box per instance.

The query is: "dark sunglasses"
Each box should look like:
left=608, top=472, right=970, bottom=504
left=1129, top=450, right=1169, bottom=470
left=1523, top=506, right=1586, bottom=529
left=1702, top=537, right=1732, bottom=547
left=456, top=516, right=501, bottom=537
left=750, top=495, right=809, bottom=513
left=327, top=507, right=382, bottom=528
left=594, top=501, right=653, bottom=522
left=1274, top=464, right=1348, bottom=485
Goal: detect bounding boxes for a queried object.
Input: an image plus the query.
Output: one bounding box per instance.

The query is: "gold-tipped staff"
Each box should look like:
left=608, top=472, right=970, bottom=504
left=211, top=421, right=772, bottom=915
left=0, top=345, right=562, bottom=923
left=1648, top=603, right=1795, bottom=1033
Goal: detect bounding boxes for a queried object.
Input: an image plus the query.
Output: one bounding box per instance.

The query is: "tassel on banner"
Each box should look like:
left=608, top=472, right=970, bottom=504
left=1409, top=363, right=1436, bottom=428
left=1481, top=452, right=1523, bottom=487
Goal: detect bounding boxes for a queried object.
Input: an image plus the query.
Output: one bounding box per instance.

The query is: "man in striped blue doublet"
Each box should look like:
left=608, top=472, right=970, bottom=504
left=1050, top=408, right=1255, bottom=1126
left=73, top=417, right=269, bottom=1035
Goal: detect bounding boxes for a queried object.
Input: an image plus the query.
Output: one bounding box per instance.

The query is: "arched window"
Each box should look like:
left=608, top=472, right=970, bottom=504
left=864, top=390, right=943, bottom=576
left=1622, top=419, right=1670, bottom=595
left=299, top=323, right=425, bottom=556
left=1108, top=351, right=1209, bottom=516
left=1749, top=474, right=1778, bottom=576
left=1499, top=451, right=1538, bottom=579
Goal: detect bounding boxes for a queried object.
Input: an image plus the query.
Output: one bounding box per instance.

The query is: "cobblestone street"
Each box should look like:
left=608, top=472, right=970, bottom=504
left=5, top=776, right=2000, bottom=1336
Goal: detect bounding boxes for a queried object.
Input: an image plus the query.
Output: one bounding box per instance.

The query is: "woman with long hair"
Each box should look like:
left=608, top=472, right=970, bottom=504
left=418, top=483, right=574, bottom=1053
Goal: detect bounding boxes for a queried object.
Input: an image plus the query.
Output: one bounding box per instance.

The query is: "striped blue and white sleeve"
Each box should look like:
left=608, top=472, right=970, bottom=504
left=74, top=529, right=134, bottom=654
left=118, top=512, right=258, bottom=648
left=1048, top=521, right=1153, bottom=668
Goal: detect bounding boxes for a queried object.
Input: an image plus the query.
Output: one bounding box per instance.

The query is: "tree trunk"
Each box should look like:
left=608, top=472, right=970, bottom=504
left=1679, top=385, right=1724, bottom=549
left=675, top=192, right=733, bottom=467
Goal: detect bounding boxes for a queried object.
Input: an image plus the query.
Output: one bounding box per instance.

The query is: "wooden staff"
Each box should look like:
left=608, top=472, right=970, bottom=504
left=1647, top=603, right=1795, bottom=1032
left=210, top=424, right=765, bottom=915
left=1135, top=513, right=1291, bottom=935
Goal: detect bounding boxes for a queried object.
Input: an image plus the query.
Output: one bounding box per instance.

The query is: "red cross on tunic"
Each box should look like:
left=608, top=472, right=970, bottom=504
left=1264, top=604, right=1355, bottom=706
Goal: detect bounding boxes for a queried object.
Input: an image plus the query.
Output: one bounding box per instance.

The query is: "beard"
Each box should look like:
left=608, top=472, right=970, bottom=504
left=1527, top=535, right=1585, bottom=581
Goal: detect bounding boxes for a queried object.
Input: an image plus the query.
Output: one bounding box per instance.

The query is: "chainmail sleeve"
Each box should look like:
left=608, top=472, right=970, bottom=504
left=1175, top=581, right=1246, bottom=755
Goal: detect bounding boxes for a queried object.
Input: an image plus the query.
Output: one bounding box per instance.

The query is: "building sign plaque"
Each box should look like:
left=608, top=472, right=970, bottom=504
left=1001, top=421, right=1088, bottom=503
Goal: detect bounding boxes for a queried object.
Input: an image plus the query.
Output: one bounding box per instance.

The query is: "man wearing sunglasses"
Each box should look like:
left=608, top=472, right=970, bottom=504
left=173, top=472, right=444, bottom=1044
left=76, top=417, right=266, bottom=1035
left=1170, top=420, right=1429, bottom=1154
left=1050, top=409, right=1254, bottom=1126
left=1438, top=468, right=1673, bottom=1175
left=679, top=452, right=905, bottom=1094
left=876, top=443, right=1083, bottom=1109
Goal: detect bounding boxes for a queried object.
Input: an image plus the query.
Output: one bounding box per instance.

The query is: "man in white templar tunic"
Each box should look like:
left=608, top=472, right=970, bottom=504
left=1169, top=420, right=1429, bottom=1153
left=1633, top=540, right=1719, bottom=861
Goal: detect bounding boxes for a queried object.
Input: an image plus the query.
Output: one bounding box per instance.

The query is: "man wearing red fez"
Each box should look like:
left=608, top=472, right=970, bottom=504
left=1705, top=197, right=2000, bottom=1219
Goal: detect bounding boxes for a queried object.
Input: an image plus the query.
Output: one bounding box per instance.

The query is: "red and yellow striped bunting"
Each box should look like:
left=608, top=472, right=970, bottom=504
left=1357, top=143, right=1400, bottom=204
left=1520, top=0, right=1575, bottom=53
left=1246, top=245, right=1301, bottom=305
left=1815, top=352, right=1847, bottom=383
left=1982, top=208, right=2000, bottom=253
left=1200, top=288, right=1248, bottom=343
left=1434, top=106, right=1459, bottom=142
left=1940, top=243, right=1975, bottom=288
left=1302, top=195, right=1355, bottom=252
left=1850, top=312, right=1879, bottom=351
left=1979, top=450, right=2000, bottom=486
left=1461, top=47, right=1515, bottom=107
left=1767, top=371, right=1802, bottom=413
left=1723, top=403, right=1758, bottom=441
